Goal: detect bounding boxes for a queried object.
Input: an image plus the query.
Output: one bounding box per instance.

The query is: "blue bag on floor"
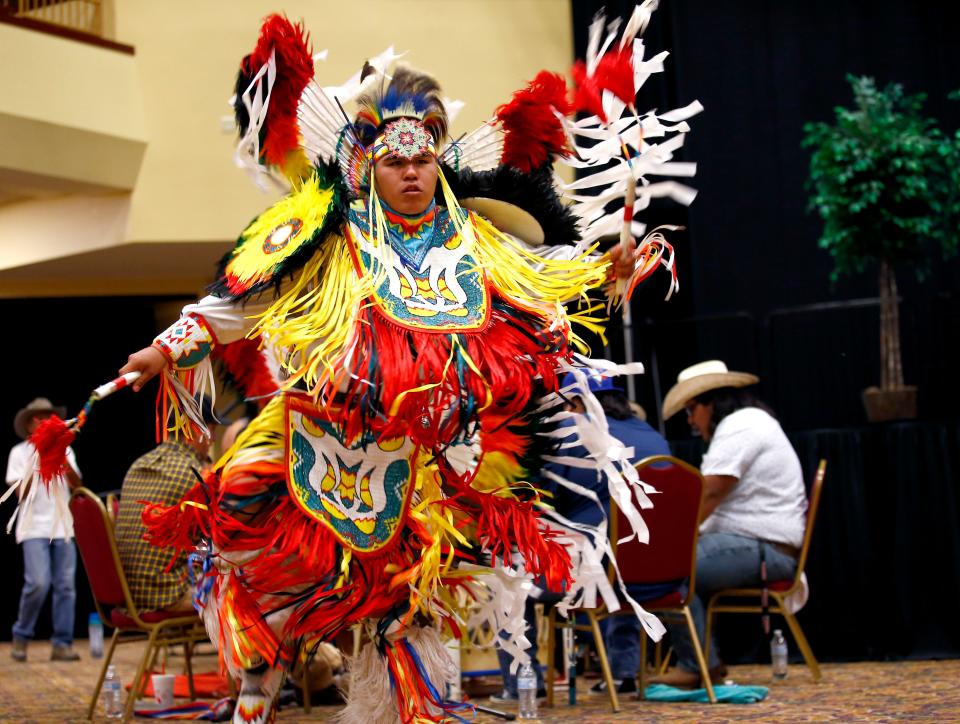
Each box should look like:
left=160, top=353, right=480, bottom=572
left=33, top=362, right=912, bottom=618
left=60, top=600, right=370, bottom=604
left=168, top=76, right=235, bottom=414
left=644, top=683, right=769, bottom=703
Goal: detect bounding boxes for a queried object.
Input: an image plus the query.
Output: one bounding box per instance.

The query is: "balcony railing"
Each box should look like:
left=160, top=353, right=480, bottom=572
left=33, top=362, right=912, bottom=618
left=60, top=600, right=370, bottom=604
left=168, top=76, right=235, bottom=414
left=12, top=0, right=102, bottom=37
left=0, top=0, right=132, bottom=53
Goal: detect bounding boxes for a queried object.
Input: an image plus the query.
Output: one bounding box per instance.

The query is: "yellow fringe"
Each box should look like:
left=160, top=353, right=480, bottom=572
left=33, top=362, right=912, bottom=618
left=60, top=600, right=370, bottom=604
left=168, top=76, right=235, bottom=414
left=225, top=174, right=335, bottom=290
left=437, top=168, right=610, bottom=352
left=401, top=459, right=472, bottom=620
left=214, top=394, right=286, bottom=476
left=239, top=171, right=615, bottom=391
left=469, top=451, right=524, bottom=497
left=247, top=237, right=374, bottom=394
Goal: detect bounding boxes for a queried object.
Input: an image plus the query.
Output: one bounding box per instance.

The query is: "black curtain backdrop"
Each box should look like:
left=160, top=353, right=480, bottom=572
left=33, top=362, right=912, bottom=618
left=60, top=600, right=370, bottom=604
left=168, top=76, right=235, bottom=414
left=571, top=1, right=960, bottom=661
left=573, top=0, right=960, bottom=433
left=672, top=421, right=960, bottom=662
left=0, top=297, right=191, bottom=645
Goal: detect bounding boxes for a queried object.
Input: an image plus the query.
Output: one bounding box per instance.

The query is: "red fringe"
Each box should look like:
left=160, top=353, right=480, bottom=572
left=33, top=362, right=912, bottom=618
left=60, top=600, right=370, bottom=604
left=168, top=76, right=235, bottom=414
left=246, top=14, right=314, bottom=168
left=470, top=492, right=572, bottom=593
left=496, top=71, right=573, bottom=172
left=30, top=416, right=75, bottom=484
left=224, top=575, right=293, bottom=669
left=142, top=482, right=212, bottom=550
left=437, top=464, right=572, bottom=594
left=341, top=303, right=568, bottom=449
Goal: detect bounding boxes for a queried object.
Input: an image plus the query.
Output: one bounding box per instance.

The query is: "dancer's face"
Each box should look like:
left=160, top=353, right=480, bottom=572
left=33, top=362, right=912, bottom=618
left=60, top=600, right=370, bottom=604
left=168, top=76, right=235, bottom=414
left=375, top=152, right=438, bottom=215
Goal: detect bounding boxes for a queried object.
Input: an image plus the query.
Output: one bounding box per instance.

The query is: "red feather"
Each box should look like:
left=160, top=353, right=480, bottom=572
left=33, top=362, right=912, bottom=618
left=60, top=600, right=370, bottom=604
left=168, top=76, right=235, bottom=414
left=246, top=14, right=314, bottom=167
left=572, top=49, right=637, bottom=122
left=496, top=71, right=573, bottom=173
left=30, top=416, right=75, bottom=483
left=214, top=337, right=279, bottom=406
left=595, top=48, right=636, bottom=106
left=571, top=60, right=607, bottom=122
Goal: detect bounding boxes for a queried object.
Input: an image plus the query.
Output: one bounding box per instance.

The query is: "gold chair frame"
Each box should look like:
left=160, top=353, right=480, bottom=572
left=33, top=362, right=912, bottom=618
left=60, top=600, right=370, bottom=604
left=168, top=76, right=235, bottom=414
left=70, top=487, right=208, bottom=722
left=704, top=459, right=827, bottom=683
left=544, top=454, right=717, bottom=709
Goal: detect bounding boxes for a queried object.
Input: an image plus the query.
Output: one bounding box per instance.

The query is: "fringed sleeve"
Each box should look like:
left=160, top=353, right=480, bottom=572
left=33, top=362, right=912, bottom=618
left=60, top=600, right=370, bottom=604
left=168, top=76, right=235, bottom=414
left=152, top=294, right=274, bottom=440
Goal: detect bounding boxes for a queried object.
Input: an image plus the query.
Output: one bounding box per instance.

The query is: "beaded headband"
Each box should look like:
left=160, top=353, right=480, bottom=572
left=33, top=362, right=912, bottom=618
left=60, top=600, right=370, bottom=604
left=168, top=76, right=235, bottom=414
left=368, top=118, right=437, bottom=164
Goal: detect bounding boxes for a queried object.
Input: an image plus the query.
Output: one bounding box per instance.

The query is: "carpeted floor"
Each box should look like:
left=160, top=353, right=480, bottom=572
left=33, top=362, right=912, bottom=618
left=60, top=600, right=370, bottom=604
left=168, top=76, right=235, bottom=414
left=1, top=640, right=958, bottom=722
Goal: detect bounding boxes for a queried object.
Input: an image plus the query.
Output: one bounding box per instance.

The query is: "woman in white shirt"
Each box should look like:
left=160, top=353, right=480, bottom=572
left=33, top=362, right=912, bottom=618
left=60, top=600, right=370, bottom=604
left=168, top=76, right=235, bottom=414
left=654, top=361, right=808, bottom=687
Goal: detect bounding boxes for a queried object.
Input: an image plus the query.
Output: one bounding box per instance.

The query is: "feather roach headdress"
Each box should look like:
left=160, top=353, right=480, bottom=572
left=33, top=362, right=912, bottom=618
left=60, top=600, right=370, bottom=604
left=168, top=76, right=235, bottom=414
left=222, top=4, right=700, bottom=281
left=354, top=66, right=449, bottom=147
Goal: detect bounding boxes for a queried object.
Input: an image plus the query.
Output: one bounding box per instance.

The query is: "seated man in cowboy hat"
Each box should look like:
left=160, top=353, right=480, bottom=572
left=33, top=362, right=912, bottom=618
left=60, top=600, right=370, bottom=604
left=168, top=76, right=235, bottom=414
left=654, top=360, right=807, bottom=687
left=6, top=398, right=83, bottom=662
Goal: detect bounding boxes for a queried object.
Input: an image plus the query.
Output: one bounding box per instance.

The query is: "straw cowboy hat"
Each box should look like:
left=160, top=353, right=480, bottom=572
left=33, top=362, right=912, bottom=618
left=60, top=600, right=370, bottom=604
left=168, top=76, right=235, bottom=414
left=661, top=360, right=759, bottom=420
left=14, top=398, right=66, bottom=439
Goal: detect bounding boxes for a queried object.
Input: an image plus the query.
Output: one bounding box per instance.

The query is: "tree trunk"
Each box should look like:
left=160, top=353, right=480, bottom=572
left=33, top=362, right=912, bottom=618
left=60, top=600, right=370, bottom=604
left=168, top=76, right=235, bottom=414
left=878, top=259, right=904, bottom=391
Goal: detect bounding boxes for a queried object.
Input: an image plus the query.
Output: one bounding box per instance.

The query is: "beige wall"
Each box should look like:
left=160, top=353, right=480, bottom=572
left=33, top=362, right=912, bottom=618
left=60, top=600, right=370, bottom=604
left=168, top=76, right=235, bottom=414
left=0, top=0, right=573, bottom=297
left=119, top=0, right=574, bottom=245
left=0, top=22, right=147, bottom=197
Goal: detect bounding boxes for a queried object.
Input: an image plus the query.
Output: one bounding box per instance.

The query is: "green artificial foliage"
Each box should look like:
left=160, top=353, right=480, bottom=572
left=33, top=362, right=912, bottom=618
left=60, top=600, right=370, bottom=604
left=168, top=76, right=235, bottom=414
left=802, top=76, right=959, bottom=393
left=802, top=75, right=959, bottom=280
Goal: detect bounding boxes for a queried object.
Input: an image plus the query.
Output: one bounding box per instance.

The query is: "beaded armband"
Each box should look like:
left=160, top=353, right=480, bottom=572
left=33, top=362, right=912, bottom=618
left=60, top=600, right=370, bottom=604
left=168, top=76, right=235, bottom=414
left=153, top=314, right=216, bottom=370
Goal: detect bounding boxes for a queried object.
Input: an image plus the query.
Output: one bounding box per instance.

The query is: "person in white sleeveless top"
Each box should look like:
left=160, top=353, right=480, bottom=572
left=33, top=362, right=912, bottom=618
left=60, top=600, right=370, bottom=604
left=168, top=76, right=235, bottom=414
left=653, top=361, right=808, bottom=687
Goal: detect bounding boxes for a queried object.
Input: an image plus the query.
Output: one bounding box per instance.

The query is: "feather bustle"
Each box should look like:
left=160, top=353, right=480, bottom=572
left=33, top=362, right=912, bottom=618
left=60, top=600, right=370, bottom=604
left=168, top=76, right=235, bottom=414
left=496, top=71, right=573, bottom=172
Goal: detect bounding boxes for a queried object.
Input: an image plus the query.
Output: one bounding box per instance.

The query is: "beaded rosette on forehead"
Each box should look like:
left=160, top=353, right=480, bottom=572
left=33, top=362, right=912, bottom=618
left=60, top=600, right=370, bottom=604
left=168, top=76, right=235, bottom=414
left=369, top=118, right=436, bottom=164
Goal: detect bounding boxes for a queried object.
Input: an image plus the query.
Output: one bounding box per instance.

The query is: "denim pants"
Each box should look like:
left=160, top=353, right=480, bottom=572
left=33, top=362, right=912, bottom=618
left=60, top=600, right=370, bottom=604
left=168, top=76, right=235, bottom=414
left=12, top=538, right=77, bottom=647
left=667, top=532, right=797, bottom=673
left=496, top=581, right=680, bottom=691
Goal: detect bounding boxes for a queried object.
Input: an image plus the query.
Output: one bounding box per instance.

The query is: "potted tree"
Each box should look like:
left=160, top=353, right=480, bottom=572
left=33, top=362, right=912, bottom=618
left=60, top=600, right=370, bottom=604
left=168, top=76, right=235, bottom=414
left=803, top=76, right=959, bottom=422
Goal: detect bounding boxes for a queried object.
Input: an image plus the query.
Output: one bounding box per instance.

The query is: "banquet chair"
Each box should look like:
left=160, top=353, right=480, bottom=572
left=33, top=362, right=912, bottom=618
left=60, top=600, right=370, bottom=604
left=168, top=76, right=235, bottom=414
left=544, top=454, right=715, bottom=709
left=704, top=459, right=827, bottom=682
left=105, top=492, right=119, bottom=522
left=70, top=487, right=208, bottom=722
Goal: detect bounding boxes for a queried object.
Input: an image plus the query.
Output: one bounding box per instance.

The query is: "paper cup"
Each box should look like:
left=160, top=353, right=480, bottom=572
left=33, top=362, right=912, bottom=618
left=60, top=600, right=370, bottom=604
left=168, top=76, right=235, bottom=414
left=152, top=673, right=176, bottom=708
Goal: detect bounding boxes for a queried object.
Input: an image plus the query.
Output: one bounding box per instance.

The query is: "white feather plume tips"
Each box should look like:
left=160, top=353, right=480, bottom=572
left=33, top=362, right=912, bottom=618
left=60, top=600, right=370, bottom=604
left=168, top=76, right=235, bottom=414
left=564, top=1, right=703, bottom=252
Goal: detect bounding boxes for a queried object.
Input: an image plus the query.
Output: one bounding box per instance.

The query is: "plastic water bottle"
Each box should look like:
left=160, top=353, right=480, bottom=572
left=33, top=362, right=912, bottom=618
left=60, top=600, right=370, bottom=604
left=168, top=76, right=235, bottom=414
left=771, top=629, right=788, bottom=680
left=88, top=612, right=104, bottom=659
left=103, top=664, right=123, bottom=719
left=517, top=661, right=538, bottom=719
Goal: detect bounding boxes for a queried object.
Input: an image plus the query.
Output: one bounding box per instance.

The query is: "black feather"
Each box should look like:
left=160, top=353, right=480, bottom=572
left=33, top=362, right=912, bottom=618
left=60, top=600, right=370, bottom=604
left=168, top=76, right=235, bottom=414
left=438, top=164, right=581, bottom=247
left=206, top=161, right=351, bottom=302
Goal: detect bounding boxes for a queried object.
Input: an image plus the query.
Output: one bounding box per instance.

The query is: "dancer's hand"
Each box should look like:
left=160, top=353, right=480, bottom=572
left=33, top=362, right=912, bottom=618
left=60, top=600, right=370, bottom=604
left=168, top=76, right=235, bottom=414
left=120, top=346, right=168, bottom=391
left=607, top=238, right=640, bottom=280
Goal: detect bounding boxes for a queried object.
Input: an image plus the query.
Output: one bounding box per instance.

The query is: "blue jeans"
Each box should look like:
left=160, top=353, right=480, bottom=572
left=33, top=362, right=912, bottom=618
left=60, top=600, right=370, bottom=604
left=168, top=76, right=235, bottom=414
left=601, top=614, right=639, bottom=679
left=496, top=581, right=680, bottom=690
left=12, top=538, right=77, bottom=647
left=668, top=533, right=797, bottom=673
left=600, top=580, right=683, bottom=679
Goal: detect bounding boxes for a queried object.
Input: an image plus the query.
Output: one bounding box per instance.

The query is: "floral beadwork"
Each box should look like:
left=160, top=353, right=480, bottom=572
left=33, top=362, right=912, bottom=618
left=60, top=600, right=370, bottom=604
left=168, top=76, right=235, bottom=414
left=381, top=118, right=432, bottom=159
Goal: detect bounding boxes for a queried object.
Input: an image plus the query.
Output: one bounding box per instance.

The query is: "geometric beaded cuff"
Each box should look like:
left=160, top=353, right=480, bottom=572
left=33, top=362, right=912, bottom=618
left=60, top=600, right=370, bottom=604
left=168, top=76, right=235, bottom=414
left=153, top=314, right=215, bottom=370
